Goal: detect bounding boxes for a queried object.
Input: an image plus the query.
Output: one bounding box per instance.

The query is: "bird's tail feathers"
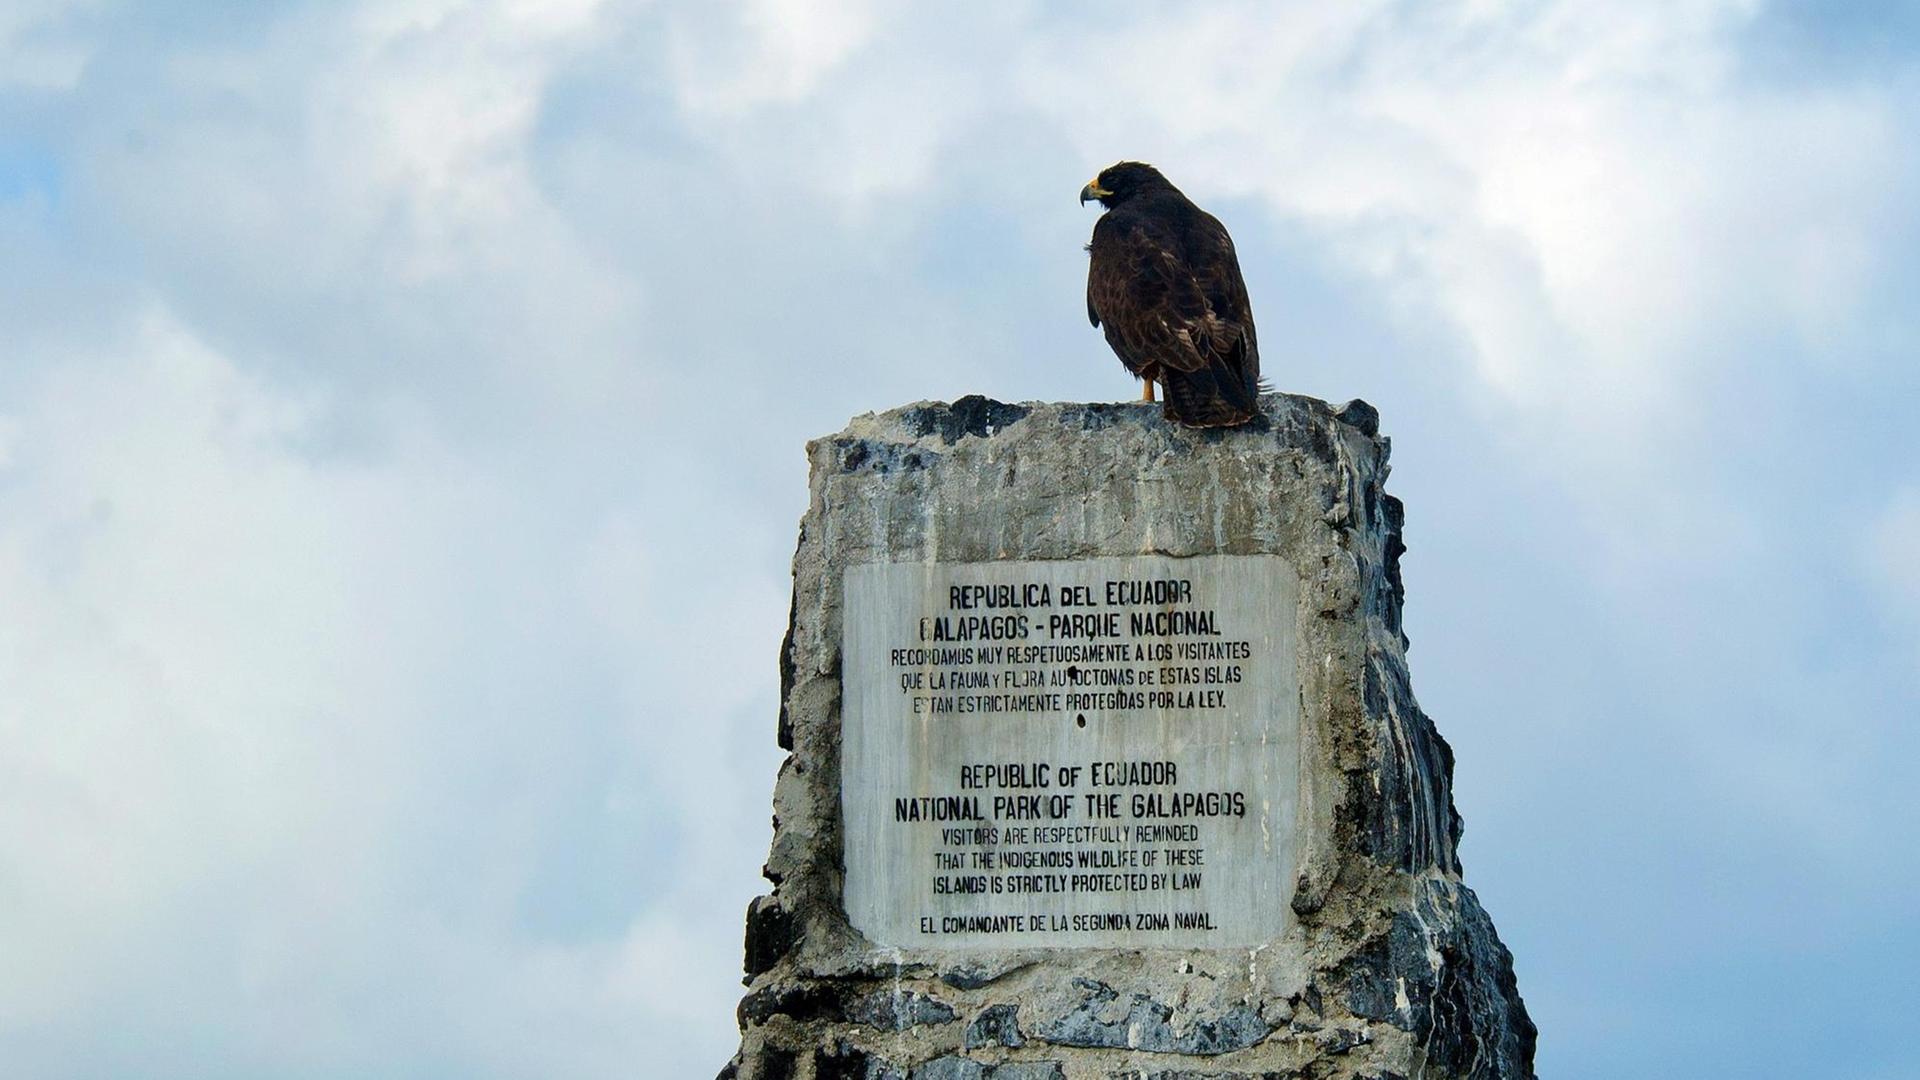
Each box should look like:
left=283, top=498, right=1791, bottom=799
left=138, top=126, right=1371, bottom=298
left=1163, top=355, right=1259, bottom=428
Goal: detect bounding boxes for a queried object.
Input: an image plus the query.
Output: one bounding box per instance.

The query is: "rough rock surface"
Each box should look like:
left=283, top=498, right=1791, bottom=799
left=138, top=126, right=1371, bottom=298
left=724, top=394, right=1535, bottom=1079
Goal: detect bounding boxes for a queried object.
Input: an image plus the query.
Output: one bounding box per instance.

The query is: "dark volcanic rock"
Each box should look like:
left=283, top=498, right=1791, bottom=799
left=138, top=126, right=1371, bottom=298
left=902, top=394, right=1033, bottom=445
left=1038, top=979, right=1270, bottom=1055
left=743, top=895, right=794, bottom=980
left=964, top=1003, right=1024, bottom=1049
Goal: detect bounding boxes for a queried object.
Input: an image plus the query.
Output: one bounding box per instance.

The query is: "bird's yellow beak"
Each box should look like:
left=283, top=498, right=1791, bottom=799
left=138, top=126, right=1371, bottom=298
left=1080, top=178, right=1112, bottom=205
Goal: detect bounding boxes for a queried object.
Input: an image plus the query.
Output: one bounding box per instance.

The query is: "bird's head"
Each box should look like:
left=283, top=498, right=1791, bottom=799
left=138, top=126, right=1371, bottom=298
left=1080, top=161, right=1174, bottom=209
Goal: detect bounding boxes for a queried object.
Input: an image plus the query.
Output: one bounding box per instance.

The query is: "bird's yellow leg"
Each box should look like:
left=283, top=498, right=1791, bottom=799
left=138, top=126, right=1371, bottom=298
left=1141, top=380, right=1156, bottom=403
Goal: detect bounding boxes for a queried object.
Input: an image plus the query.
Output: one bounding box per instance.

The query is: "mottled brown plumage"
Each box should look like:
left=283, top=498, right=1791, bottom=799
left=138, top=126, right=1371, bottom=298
left=1081, top=162, right=1260, bottom=428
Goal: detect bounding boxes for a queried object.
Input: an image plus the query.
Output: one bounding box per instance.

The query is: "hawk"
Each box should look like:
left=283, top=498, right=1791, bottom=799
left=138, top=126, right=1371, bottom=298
left=1081, top=161, right=1261, bottom=428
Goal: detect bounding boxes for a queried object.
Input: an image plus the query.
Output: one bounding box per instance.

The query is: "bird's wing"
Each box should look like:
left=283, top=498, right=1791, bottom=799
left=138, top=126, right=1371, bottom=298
left=1192, top=214, right=1259, bottom=384
left=1088, top=214, right=1245, bottom=376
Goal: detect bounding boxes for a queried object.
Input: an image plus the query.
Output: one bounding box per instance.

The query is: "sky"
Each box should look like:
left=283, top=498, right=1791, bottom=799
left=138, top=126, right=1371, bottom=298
left=1, top=1, right=1917, bottom=1077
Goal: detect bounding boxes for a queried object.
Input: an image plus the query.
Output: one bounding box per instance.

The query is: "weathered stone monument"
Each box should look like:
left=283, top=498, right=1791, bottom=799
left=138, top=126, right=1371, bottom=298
left=724, top=394, right=1535, bottom=1080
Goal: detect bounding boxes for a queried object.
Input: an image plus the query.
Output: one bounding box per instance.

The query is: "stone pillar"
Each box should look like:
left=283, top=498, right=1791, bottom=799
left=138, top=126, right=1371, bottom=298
left=725, top=394, right=1535, bottom=1080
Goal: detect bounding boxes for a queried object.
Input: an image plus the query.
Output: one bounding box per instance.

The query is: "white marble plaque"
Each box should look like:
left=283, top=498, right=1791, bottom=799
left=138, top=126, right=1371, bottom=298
left=841, top=555, right=1300, bottom=950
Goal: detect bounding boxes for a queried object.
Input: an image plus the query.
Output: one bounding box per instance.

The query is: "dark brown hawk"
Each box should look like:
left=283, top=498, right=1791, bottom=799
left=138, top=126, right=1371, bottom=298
left=1081, top=161, right=1260, bottom=428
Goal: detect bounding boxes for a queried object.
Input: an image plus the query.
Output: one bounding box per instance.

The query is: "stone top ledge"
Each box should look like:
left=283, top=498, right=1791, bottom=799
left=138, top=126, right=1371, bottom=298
left=818, top=392, right=1386, bottom=453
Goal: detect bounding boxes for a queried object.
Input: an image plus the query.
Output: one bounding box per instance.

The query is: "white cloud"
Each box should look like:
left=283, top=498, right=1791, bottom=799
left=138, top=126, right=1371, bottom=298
left=664, top=0, right=880, bottom=117
left=55, top=1, right=656, bottom=436
left=0, top=311, right=419, bottom=1022
left=0, top=0, right=99, bottom=90
left=608, top=1, right=1920, bottom=463
left=1010, top=1, right=1905, bottom=434
left=1868, top=487, right=1920, bottom=616
left=0, top=306, right=780, bottom=1074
